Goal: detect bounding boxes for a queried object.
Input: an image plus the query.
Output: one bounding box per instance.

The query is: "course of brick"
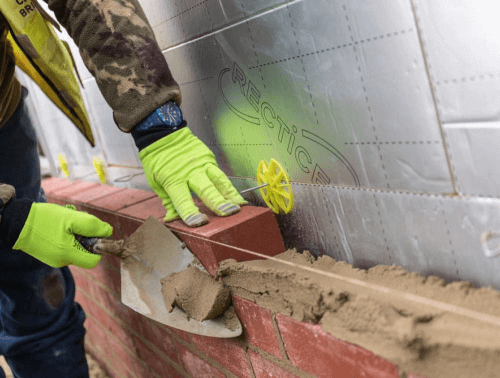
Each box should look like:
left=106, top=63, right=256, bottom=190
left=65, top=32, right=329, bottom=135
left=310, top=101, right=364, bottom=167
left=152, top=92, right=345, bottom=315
left=41, top=177, right=427, bottom=378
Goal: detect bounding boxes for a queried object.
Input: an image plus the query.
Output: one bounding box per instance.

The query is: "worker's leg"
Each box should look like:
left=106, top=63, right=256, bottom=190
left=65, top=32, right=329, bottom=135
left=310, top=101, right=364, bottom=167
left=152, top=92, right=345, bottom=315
left=0, top=89, right=90, bottom=378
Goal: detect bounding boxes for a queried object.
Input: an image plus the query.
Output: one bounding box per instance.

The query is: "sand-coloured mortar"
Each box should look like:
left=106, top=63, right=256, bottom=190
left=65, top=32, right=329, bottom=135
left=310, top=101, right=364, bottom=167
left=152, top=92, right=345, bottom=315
left=217, top=249, right=500, bottom=378
left=161, top=266, right=231, bottom=321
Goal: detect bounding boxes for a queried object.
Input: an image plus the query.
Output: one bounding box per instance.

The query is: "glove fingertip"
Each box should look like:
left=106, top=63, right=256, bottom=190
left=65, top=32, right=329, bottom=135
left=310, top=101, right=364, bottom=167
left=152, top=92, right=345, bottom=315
left=79, top=254, right=102, bottom=270
left=89, top=255, right=102, bottom=269
left=89, top=219, right=113, bottom=238
left=102, top=223, right=113, bottom=238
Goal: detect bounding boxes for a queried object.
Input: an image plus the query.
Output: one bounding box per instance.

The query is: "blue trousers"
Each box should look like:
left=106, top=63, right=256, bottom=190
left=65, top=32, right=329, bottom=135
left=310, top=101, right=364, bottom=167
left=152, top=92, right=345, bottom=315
left=0, top=90, right=90, bottom=378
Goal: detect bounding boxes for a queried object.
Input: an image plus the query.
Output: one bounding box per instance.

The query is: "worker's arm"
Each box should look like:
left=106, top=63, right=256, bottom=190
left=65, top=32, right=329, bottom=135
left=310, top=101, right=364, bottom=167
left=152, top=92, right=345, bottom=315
left=45, top=0, right=180, bottom=133
left=0, top=184, right=112, bottom=269
left=44, top=0, right=247, bottom=227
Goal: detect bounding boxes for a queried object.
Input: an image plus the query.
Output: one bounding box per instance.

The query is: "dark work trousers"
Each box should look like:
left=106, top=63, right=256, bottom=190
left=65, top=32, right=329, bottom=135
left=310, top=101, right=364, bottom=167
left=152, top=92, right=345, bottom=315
left=0, top=89, right=89, bottom=378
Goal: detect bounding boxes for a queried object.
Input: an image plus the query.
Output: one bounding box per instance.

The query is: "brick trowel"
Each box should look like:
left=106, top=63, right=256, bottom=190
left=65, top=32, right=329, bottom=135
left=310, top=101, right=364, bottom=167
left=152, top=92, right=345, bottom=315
left=76, top=216, right=242, bottom=338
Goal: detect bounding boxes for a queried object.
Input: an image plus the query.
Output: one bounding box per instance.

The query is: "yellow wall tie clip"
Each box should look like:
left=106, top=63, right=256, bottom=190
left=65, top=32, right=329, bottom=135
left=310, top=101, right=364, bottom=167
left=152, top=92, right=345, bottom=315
left=57, top=154, right=69, bottom=178
left=240, top=159, right=294, bottom=214
left=93, top=157, right=107, bottom=184
left=256, top=158, right=294, bottom=214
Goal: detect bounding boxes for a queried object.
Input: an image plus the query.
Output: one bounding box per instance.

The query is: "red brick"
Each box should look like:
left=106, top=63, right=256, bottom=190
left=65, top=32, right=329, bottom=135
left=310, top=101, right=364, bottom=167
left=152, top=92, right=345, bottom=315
left=49, top=180, right=101, bottom=201
left=87, top=315, right=154, bottom=378
left=41, top=177, right=74, bottom=195
left=69, top=184, right=127, bottom=205
left=139, top=317, right=179, bottom=363
left=89, top=282, right=119, bottom=307
left=132, top=335, right=183, bottom=377
left=162, top=324, right=191, bottom=343
left=233, top=296, right=282, bottom=358
left=91, top=284, right=143, bottom=336
left=46, top=196, right=65, bottom=206
left=70, top=267, right=93, bottom=296
left=89, top=188, right=156, bottom=212
left=75, top=290, right=96, bottom=315
left=248, top=350, right=300, bottom=378
left=167, top=203, right=285, bottom=276
left=84, top=330, right=99, bottom=355
left=84, top=317, right=108, bottom=350
left=99, top=254, right=121, bottom=270
left=177, top=344, right=224, bottom=378
left=407, top=373, right=428, bottom=378
left=84, top=320, right=149, bottom=378
left=276, top=314, right=399, bottom=378
left=191, top=333, right=252, bottom=377
left=88, top=260, right=121, bottom=297
left=85, top=343, right=102, bottom=368
left=118, top=196, right=165, bottom=220
left=85, top=345, right=119, bottom=378
left=84, top=298, right=136, bottom=351
left=74, top=290, right=89, bottom=309
left=77, top=291, right=97, bottom=312
left=118, top=216, right=143, bottom=239
left=86, top=344, right=136, bottom=378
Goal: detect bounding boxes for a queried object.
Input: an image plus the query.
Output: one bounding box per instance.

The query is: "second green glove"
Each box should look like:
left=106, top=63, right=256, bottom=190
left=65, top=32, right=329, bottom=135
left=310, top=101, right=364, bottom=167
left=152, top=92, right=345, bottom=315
left=139, top=127, right=247, bottom=227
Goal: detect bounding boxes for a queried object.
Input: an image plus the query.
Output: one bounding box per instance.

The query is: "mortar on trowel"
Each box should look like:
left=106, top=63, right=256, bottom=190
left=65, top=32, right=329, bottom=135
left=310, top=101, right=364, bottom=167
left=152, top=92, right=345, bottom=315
left=77, top=216, right=241, bottom=338
left=76, top=159, right=293, bottom=338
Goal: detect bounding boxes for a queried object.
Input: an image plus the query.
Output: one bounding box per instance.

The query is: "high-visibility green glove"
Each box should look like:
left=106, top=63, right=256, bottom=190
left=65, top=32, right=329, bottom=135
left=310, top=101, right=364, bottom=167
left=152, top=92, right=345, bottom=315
left=139, top=127, right=248, bottom=227
left=13, top=203, right=113, bottom=269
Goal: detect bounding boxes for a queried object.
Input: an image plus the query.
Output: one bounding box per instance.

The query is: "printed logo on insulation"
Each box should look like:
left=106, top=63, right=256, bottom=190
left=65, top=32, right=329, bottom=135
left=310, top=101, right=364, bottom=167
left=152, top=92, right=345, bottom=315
left=218, top=62, right=360, bottom=187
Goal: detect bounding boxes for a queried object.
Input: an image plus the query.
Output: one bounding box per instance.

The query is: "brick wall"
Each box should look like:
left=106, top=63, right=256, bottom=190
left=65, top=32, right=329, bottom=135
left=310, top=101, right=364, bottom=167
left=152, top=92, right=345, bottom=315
left=42, top=177, right=427, bottom=378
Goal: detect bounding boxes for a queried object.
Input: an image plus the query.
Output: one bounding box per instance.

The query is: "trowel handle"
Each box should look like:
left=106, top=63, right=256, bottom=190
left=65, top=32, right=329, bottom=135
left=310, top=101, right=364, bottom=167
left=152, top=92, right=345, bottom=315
left=75, top=235, right=101, bottom=255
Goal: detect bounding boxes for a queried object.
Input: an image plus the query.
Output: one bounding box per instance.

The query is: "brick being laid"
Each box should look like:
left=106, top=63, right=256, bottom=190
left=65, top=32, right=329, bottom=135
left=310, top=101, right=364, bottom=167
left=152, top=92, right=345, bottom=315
left=167, top=199, right=286, bottom=276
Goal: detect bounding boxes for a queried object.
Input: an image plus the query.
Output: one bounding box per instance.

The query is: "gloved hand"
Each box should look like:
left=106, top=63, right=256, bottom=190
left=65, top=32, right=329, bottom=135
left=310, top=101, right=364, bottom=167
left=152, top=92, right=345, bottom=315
left=139, top=127, right=248, bottom=227
left=12, top=203, right=113, bottom=269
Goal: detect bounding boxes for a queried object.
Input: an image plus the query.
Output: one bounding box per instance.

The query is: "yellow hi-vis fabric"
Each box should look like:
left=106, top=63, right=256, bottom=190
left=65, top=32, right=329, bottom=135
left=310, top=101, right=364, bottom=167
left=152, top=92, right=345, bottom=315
left=1, top=1, right=95, bottom=146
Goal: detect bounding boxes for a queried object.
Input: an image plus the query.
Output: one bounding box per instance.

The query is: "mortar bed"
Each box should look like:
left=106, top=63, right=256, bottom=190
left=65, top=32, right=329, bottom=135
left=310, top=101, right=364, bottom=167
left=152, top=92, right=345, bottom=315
left=217, top=249, right=500, bottom=378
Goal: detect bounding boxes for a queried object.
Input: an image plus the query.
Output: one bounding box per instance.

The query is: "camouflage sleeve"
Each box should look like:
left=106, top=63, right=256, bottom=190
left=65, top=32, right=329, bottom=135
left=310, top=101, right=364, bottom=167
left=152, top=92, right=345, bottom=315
left=44, top=0, right=182, bottom=132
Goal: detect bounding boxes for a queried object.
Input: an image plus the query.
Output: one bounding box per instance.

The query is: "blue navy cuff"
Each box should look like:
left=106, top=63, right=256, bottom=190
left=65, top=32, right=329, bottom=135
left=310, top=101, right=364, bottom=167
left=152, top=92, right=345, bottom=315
left=132, top=121, right=187, bottom=151
left=132, top=101, right=186, bottom=151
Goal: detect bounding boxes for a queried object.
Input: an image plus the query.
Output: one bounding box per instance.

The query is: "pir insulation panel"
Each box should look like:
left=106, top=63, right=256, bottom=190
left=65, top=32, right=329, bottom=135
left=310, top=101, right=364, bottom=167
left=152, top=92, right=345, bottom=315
left=27, top=0, right=451, bottom=192
left=412, top=0, right=500, bottom=197
left=18, top=0, right=500, bottom=289
left=161, top=0, right=454, bottom=194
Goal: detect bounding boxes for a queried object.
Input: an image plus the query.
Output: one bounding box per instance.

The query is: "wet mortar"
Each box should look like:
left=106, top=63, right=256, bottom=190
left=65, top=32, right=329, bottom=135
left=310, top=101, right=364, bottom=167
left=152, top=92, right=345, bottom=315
left=216, top=249, right=500, bottom=378
left=161, top=265, right=231, bottom=321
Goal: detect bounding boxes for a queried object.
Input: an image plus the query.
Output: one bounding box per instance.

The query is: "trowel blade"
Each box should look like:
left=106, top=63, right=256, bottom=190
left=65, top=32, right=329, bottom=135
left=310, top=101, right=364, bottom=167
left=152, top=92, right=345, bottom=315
left=120, top=216, right=242, bottom=338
